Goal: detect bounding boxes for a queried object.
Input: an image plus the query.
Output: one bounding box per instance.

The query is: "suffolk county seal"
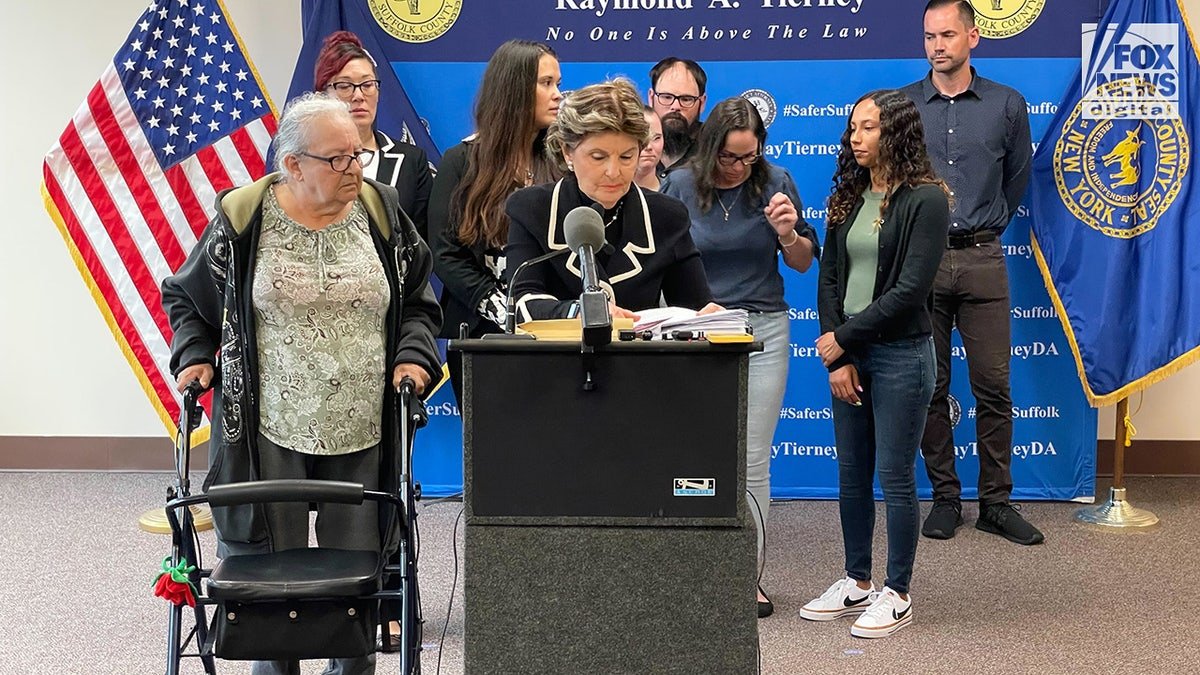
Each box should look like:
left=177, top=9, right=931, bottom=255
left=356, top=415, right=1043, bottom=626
left=368, top=0, right=462, bottom=44
left=968, top=0, right=1045, bottom=39
left=1053, top=79, right=1189, bottom=239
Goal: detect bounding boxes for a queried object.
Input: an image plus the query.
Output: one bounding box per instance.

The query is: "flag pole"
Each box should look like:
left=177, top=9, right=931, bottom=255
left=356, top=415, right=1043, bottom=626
left=1075, top=397, right=1159, bottom=530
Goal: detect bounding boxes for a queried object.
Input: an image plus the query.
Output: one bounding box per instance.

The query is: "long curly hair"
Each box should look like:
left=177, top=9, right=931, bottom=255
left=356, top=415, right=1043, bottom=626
left=826, top=89, right=948, bottom=228
left=452, top=40, right=561, bottom=248
left=687, top=97, right=770, bottom=214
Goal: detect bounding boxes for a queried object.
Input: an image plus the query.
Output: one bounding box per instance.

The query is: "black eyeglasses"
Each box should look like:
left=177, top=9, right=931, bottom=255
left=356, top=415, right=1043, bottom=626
left=300, top=149, right=376, bottom=173
left=326, top=80, right=381, bottom=97
left=653, top=91, right=701, bottom=108
left=717, top=151, right=760, bottom=167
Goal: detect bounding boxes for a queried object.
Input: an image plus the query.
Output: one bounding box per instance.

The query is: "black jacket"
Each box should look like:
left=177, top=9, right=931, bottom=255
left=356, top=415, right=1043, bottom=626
left=373, top=130, right=434, bottom=244
left=428, top=140, right=504, bottom=338
left=161, top=174, right=443, bottom=555
left=817, top=183, right=949, bottom=371
left=506, top=176, right=712, bottom=320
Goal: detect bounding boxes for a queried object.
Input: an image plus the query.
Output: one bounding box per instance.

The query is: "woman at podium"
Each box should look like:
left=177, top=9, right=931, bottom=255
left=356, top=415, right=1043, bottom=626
left=506, top=78, right=715, bottom=321
left=661, top=97, right=819, bottom=618
left=802, top=89, right=949, bottom=638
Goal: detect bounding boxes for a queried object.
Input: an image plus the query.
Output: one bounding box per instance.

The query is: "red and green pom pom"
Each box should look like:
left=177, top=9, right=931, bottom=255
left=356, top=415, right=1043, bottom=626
left=152, top=556, right=198, bottom=607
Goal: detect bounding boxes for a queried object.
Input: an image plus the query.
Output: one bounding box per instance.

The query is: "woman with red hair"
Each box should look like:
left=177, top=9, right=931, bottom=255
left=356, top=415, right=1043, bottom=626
left=314, top=30, right=433, bottom=242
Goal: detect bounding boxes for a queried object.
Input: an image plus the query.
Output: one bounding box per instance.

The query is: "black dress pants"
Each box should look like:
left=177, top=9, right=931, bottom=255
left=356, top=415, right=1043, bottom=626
left=921, top=239, right=1014, bottom=505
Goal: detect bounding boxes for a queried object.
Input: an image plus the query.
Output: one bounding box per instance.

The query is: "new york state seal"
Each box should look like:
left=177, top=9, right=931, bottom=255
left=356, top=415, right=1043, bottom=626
left=1053, top=81, right=1189, bottom=239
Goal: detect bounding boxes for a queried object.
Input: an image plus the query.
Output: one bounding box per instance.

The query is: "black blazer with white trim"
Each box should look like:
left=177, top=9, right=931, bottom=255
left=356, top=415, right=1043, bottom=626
left=373, top=129, right=433, bottom=243
left=506, top=175, right=712, bottom=322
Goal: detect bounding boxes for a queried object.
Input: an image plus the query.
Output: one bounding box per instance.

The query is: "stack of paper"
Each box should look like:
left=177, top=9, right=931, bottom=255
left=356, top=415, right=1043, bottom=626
left=633, top=307, right=750, bottom=337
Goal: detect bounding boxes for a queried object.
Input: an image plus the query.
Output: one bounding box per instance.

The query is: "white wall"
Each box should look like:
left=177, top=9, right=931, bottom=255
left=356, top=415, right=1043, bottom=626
left=1, top=1, right=1197, bottom=440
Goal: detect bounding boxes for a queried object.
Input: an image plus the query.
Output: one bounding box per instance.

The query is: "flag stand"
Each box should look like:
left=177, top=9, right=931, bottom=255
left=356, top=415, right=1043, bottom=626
left=1075, top=398, right=1159, bottom=530
left=138, top=505, right=214, bottom=534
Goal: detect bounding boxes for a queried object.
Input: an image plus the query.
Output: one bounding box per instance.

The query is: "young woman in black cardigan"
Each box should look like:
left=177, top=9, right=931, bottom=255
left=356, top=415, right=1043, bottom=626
left=800, top=89, right=950, bottom=639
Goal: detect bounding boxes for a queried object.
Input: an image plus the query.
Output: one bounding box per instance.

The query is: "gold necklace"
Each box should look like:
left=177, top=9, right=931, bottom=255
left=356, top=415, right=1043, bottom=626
left=716, top=186, right=743, bottom=222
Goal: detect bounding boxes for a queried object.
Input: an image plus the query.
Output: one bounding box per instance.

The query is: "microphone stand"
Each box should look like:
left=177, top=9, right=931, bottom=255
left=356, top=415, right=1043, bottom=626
left=480, top=247, right=570, bottom=339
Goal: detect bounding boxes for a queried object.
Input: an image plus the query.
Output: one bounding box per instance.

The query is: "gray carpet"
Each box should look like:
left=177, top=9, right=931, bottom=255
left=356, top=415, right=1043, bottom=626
left=0, top=472, right=1193, bottom=674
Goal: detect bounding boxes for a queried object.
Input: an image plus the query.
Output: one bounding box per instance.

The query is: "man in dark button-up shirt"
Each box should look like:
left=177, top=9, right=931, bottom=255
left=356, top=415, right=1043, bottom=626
left=900, top=0, right=1044, bottom=547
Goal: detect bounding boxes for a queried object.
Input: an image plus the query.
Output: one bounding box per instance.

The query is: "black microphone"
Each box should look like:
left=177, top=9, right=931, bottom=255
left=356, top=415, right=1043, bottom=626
left=563, top=206, right=612, bottom=348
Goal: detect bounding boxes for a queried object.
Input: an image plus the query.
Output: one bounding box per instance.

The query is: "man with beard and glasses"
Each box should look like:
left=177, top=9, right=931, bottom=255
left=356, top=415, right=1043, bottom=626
left=647, top=57, right=707, bottom=179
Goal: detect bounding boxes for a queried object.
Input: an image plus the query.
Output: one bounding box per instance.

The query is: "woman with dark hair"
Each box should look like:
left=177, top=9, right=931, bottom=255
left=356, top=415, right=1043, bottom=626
left=661, top=96, right=818, bottom=619
left=429, top=39, right=563, bottom=401
left=799, top=89, right=949, bottom=638
left=314, top=31, right=433, bottom=242
left=506, top=78, right=717, bottom=321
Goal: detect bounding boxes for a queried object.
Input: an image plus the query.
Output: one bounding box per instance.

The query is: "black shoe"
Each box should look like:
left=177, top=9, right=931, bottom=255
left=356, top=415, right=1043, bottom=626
left=922, top=500, right=963, bottom=539
left=757, top=585, right=774, bottom=619
left=977, top=502, right=1045, bottom=545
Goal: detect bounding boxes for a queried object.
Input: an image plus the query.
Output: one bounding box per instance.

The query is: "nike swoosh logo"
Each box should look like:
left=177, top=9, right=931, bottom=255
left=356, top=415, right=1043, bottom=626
left=843, top=595, right=871, bottom=608
left=892, top=606, right=911, bottom=621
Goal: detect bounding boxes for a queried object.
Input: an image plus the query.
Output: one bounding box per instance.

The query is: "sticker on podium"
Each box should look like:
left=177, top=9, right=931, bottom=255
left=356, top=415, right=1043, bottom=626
left=673, top=478, right=716, bottom=497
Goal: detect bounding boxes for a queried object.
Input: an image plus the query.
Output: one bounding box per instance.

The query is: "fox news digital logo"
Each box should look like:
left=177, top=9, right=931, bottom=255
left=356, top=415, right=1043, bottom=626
left=1054, top=22, right=1190, bottom=238
left=1081, top=23, right=1179, bottom=119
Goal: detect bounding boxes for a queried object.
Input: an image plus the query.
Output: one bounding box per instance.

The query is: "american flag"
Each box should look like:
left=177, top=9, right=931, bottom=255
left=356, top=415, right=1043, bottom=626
left=41, top=0, right=276, bottom=437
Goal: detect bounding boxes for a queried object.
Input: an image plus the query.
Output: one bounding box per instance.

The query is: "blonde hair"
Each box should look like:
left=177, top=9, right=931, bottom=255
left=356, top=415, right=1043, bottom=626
left=546, top=78, right=650, bottom=165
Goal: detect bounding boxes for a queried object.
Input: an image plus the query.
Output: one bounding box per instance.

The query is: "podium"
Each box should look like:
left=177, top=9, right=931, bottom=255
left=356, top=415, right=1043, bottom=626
left=452, top=339, right=760, bottom=674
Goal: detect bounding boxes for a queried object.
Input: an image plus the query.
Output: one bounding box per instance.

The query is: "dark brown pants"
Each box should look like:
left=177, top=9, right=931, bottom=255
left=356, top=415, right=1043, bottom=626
left=921, top=239, right=1013, bottom=504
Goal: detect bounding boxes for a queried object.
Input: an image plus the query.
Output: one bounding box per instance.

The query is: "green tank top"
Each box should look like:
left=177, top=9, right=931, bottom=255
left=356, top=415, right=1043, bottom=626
left=843, top=190, right=885, bottom=316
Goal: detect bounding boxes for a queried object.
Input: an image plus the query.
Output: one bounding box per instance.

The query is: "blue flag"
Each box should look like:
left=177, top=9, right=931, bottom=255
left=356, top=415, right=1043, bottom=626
left=285, top=0, right=441, bottom=164
left=1029, top=0, right=1200, bottom=406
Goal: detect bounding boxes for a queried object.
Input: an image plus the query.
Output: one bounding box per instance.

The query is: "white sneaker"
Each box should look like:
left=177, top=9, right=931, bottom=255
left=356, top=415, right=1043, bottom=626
left=850, top=587, right=912, bottom=638
left=799, top=577, right=875, bottom=621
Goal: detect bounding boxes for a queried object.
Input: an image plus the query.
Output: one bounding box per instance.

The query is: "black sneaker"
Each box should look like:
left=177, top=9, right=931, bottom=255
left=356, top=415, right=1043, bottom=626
left=921, top=500, right=963, bottom=539
left=977, top=502, right=1045, bottom=545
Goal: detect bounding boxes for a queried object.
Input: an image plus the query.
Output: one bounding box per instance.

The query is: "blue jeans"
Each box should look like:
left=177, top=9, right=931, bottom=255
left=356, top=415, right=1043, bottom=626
left=833, top=336, right=935, bottom=595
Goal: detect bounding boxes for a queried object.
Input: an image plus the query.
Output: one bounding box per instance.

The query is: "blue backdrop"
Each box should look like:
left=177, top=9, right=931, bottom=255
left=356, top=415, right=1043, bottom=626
left=300, top=1, right=1103, bottom=500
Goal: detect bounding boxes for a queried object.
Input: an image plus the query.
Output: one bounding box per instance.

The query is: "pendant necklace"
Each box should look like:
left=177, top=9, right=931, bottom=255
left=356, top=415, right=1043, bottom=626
left=604, top=202, right=624, bottom=228
left=716, top=186, right=743, bottom=222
